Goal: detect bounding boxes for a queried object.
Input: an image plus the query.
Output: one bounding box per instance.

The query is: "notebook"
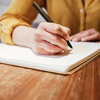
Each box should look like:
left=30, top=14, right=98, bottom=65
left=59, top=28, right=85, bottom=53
left=0, top=42, right=100, bottom=74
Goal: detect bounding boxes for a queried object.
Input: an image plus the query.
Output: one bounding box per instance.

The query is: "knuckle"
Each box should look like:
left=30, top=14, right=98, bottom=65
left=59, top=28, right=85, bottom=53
left=38, top=23, right=43, bottom=27
left=67, top=28, right=71, bottom=34
left=85, top=30, right=91, bottom=35
left=53, top=35, right=59, bottom=41
left=90, top=28, right=95, bottom=32
left=95, top=33, right=99, bottom=38
left=87, top=32, right=91, bottom=35
left=38, top=22, right=46, bottom=28
left=55, top=25, right=61, bottom=31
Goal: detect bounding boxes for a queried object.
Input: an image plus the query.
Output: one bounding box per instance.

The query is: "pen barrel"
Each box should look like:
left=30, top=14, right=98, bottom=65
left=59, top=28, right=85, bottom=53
left=32, top=2, right=73, bottom=49
left=33, top=2, right=53, bottom=22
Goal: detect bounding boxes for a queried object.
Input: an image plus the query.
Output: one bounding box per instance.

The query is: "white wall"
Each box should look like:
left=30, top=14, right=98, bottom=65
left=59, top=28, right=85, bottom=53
left=0, top=0, right=46, bottom=23
left=0, top=0, right=12, bottom=16
left=0, top=0, right=12, bottom=4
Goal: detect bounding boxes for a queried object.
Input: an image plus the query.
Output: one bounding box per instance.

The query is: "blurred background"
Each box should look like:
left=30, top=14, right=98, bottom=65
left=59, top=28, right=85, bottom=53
left=0, top=0, right=46, bottom=42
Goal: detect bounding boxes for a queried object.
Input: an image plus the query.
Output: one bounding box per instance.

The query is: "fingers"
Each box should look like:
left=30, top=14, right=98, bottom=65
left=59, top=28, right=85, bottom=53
left=70, top=31, right=90, bottom=42
left=33, top=40, right=64, bottom=55
left=70, top=29, right=100, bottom=42
left=41, top=31, right=68, bottom=49
left=35, top=22, right=69, bottom=49
left=40, top=40, right=63, bottom=53
left=38, top=22, right=71, bottom=40
left=31, top=22, right=70, bottom=55
left=33, top=48, right=58, bottom=55
left=81, top=32, right=100, bottom=42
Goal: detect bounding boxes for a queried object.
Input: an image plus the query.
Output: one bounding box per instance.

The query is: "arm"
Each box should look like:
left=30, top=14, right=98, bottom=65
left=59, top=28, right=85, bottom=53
left=0, top=0, right=45, bottom=44
left=12, top=22, right=70, bottom=55
left=0, top=0, right=70, bottom=55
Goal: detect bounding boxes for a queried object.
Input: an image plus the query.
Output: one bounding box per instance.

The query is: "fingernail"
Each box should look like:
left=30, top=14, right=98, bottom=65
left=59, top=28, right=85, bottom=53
left=81, top=38, right=86, bottom=42
left=72, top=38, right=77, bottom=42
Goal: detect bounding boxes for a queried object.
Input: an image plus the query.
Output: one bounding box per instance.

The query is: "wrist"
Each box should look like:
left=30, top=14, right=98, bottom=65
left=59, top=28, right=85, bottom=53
left=12, top=26, right=36, bottom=48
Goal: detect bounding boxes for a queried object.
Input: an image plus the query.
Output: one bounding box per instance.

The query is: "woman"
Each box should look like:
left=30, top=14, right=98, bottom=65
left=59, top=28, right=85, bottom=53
left=0, top=0, right=100, bottom=54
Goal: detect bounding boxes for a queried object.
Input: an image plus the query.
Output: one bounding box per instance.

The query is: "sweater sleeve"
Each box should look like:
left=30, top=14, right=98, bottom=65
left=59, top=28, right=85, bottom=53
left=0, top=0, right=45, bottom=44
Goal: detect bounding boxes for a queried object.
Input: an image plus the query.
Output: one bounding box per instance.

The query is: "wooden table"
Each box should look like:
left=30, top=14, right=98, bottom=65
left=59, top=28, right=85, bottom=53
left=0, top=55, right=100, bottom=100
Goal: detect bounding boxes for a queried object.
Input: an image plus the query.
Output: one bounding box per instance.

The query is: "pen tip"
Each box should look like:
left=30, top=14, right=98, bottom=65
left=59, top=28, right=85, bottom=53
left=66, top=40, right=73, bottom=49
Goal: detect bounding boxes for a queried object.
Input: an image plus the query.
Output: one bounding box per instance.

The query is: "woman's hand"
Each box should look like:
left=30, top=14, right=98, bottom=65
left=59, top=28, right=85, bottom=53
left=70, top=29, right=100, bottom=42
left=12, top=22, right=70, bottom=55
left=30, top=22, right=70, bottom=55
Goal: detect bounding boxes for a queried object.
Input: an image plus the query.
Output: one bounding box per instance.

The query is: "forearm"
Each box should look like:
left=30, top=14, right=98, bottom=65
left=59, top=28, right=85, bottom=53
left=0, top=0, right=40, bottom=44
left=12, top=22, right=70, bottom=55
left=12, top=26, right=36, bottom=48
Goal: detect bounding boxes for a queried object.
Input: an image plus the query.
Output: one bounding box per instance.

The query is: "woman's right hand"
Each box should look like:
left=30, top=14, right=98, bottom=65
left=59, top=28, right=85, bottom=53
left=13, top=22, right=71, bottom=55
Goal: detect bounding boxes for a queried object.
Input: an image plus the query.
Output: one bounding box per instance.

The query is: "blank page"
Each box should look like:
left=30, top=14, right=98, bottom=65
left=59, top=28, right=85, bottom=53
left=0, top=42, right=100, bottom=74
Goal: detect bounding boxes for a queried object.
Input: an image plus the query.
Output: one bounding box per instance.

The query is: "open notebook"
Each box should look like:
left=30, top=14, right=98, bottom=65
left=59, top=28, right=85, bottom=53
left=0, top=42, right=100, bottom=74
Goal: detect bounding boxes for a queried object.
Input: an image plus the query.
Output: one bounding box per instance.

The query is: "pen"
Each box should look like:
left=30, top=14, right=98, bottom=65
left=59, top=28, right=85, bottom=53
left=32, top=2, right=73, bottom=49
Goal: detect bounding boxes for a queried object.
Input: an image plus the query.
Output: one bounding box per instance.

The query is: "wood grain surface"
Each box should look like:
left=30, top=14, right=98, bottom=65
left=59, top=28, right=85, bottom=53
left=0, top=55, right=100, bottom=100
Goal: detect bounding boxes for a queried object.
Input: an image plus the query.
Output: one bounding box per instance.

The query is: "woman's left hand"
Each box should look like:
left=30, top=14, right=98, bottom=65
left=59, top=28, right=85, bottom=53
left=70, top=28, right=100, bottom=42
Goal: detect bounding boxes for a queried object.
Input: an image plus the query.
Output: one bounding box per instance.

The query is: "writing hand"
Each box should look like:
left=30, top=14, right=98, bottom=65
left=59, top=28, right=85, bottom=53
left=30, top=22, right=70, bottom=55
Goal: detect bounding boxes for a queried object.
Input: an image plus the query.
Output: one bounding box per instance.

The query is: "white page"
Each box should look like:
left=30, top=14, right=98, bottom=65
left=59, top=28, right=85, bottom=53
left=0, top=42, right=100, bottom=73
